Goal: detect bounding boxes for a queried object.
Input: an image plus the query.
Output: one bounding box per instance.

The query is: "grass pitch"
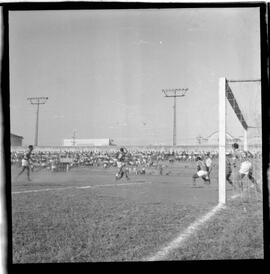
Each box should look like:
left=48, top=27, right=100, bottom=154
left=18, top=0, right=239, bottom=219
left=11, top=161, right=264, bottom=262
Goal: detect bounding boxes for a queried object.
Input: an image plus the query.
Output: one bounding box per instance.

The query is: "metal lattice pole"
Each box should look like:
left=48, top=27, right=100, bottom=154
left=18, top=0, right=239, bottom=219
left=72, top=130, right=77, bottom=146
left=27, top=97, right=48, bottom=146
left=162, top=88, right=188, bottom=146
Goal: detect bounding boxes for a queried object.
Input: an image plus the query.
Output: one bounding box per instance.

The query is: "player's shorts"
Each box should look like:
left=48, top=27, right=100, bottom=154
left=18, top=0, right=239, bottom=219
left=239, top=161, right=252, bottom=175
left=197, top=170, right=208, bottom=177
left=117, top=161, right=125, bottom=168
left=22, top=159, right=29, bottom=167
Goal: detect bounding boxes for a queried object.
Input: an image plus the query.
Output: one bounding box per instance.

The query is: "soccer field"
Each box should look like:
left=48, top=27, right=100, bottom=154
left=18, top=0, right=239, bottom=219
left=11, top=161, right=263, bottom=263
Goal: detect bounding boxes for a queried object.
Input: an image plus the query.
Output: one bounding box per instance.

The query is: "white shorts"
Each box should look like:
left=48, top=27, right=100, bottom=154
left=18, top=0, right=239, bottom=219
left=117, top=161, right=125, bottom=168
left=197, top=170, right=208, bottom=177
left=239, top=161, right=252, bottom=175
left=22, top=159, right=29, bottom=167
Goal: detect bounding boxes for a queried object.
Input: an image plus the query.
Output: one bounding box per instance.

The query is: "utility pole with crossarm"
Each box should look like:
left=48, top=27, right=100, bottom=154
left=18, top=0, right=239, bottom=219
left=27, top=97, right=48, bottom=146
left=162, top=88, right=188, bottom=146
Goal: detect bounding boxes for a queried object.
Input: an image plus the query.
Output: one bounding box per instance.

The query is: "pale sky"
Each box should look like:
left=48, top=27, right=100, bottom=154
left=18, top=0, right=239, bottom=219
left=9, top=8, right=261, bottom=146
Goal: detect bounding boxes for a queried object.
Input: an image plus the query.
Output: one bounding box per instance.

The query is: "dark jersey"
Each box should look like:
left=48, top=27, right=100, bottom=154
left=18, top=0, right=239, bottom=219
left=196, top=160, right=207, bottom=171
left=226, top=158, right=232, bottom=173
left=117, top=151, right=126, bottom=162
left=23, top=150, right=32, bottom=161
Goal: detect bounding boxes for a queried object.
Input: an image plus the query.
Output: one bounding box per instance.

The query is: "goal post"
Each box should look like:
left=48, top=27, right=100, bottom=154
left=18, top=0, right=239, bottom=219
left=218, top=77, right=249, bottom=204
left=218, top=77, right=262, bottom=205
left=219, top=78, right=226, bottom=204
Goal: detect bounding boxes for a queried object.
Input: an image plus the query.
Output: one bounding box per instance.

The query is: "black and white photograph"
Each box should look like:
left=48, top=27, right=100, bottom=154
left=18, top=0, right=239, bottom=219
left=1, top=1, right=269, bottom=267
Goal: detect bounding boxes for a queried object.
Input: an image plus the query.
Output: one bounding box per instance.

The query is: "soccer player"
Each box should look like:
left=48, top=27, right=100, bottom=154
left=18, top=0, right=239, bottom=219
left=238, top=151, right=261, bottom=193
left=16, top=145, right=34, bottom=181
left=204, top=152, right=212, bottom=183
left=231, top=143, right=240, bottom=166
left=115, top=147, right=130, bottom=181
left=228, top=142, right=241, bottom=185
left=226, top=155, right=233, bottom=186
left=192, top=156, right=210, bottom=186
left=158, top=163, right=163, bottom=175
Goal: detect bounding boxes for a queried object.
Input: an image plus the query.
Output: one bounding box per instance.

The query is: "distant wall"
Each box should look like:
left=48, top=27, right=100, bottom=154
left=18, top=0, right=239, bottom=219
left=63, top=139, right=112, bottom=146
left=10, top=144, right=262, bottom=153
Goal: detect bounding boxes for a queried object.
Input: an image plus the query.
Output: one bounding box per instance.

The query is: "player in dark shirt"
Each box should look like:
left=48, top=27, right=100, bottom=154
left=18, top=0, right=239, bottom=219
left=226, top=156, right=233, bottom=185
left=115, top=147, right=130, bottom=181
left=16, top=145, right=34, bottom=181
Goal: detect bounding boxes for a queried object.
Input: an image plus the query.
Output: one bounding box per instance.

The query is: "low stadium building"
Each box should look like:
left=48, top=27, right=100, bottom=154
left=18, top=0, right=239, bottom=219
left=63, top=138, right=114, bottom=147
left=11, top=133, right=23, bottom=146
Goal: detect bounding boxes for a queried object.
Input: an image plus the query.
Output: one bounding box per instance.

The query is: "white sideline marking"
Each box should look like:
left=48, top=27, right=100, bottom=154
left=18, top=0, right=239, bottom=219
left=74, top=182, right=152, bottom=189
left=12, top=181, right=152, bottom=194
left=231, top=194, right=240, bottom=199
left=144, top=203, right=226, bottom=261
left=92, top=182, right=152, bottom=188
left=145, top=186, right=259, bottom=261
left=12, top=186, right=75, bottom=194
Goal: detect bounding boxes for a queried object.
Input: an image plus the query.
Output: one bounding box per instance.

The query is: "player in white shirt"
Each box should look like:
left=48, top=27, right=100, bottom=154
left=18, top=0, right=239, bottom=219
left=192, top=156, right=210, bottom=186
left=204, top=152, right=212, bottom=183
left=16, top=145, right=34, bottom=181
left=238, top=151, right=261, bottom=193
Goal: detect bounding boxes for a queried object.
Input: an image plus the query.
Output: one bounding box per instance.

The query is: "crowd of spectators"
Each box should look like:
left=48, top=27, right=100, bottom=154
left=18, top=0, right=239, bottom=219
left=10, top=147, right=261, bottom=174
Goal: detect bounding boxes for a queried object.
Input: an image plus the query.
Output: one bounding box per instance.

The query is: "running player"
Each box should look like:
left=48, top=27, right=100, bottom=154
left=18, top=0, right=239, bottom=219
left=16, top=145, right=34, bottom=181
left=115, top=147, right=130, bottom=181
left=192, top=156, right=210, bottom=186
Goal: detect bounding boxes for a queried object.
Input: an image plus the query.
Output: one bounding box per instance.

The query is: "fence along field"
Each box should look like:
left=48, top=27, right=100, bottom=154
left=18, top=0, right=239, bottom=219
left=10, top=147, right=263, bottom=262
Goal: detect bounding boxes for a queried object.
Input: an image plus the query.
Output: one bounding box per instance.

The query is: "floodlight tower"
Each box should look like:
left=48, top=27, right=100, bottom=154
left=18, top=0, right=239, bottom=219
left=72, top=130, right=77, bottom=146
left=27, top=97, right=48, bottom=146
left=162, top=88, right=188, bottom=146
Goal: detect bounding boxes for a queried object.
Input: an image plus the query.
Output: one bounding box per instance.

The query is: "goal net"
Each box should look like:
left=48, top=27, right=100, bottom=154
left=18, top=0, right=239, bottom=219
left=219, top=78, right=262, bottom=204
